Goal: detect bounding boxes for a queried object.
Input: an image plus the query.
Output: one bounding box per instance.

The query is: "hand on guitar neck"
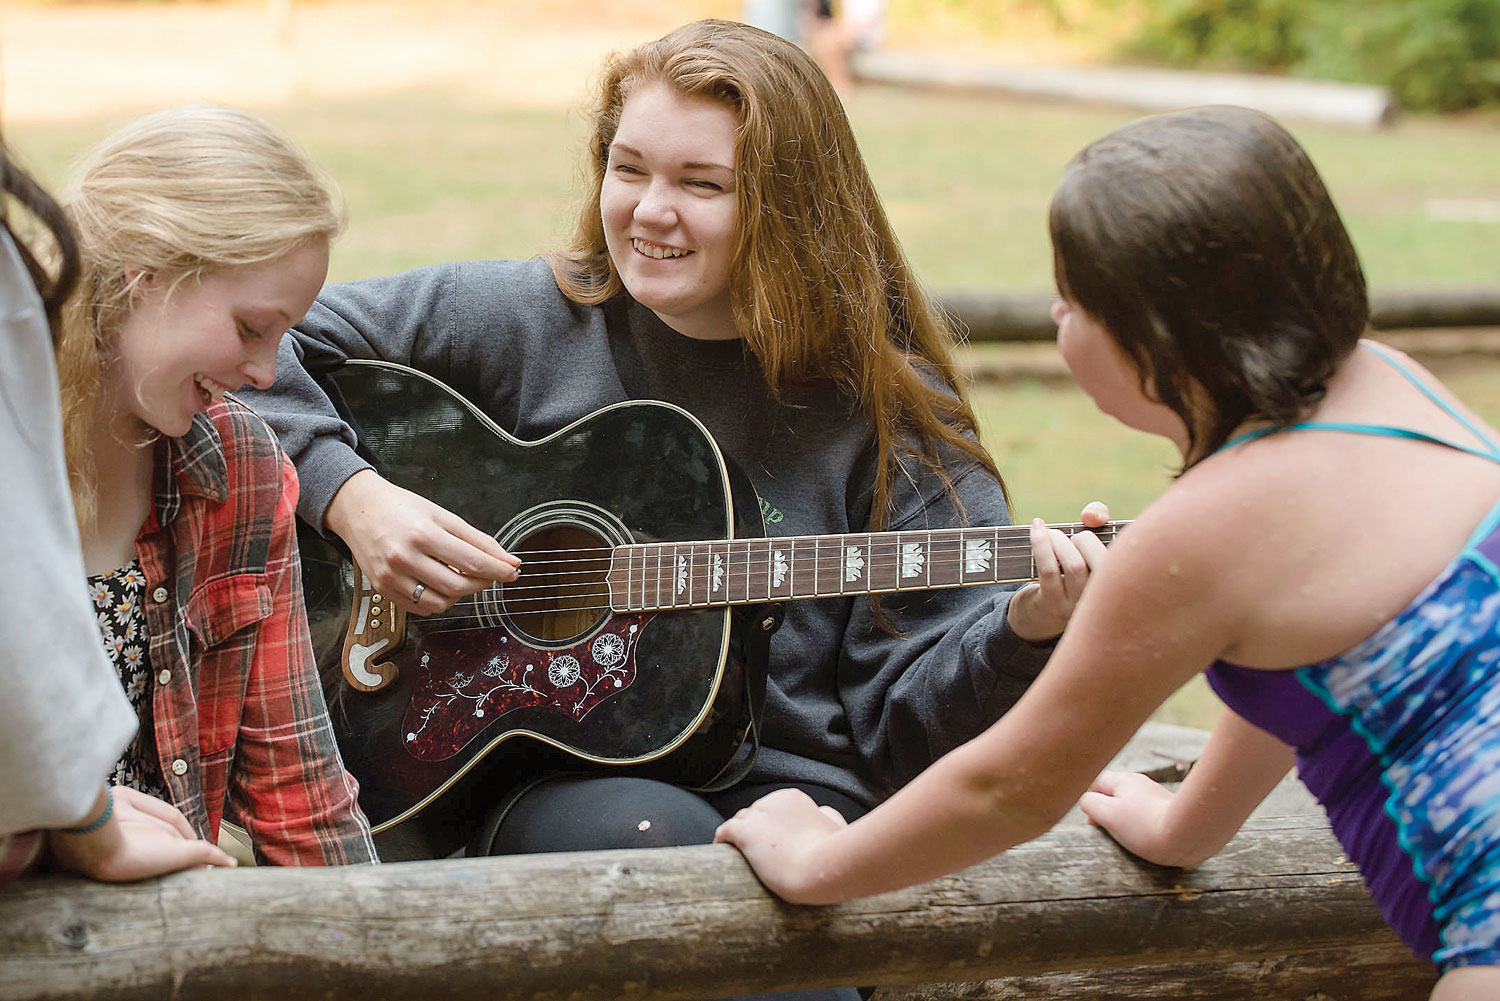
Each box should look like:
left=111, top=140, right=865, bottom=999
left=325, top=468, right=521, bottom=615
left=1006, top=500, right=1111, bottom=643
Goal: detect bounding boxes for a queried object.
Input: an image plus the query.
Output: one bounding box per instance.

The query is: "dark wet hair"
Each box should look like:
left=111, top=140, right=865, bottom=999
left=1, top=133, right=79, bottom=344
left=1049, top=105, right=1369, bottom=468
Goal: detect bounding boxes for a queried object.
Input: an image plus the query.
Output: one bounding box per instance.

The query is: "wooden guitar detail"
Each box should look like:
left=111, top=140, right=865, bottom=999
left=339, top=565, right=405, bottom=692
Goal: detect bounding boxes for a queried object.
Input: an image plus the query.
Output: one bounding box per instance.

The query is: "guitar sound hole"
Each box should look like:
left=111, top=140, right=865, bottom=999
left=504, top=524, right=610, bottom=645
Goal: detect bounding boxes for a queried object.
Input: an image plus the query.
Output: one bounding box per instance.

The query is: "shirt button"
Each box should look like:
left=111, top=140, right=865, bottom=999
left=152, top=587, right=170, bottom=603
left=156, top=669, right=171, bottom=686
left=171, top=759, right=188, bottom=776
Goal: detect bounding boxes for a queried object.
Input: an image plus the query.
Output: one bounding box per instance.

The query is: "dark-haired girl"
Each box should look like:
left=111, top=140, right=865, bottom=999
left=718, top=105, right=1500, bottom=999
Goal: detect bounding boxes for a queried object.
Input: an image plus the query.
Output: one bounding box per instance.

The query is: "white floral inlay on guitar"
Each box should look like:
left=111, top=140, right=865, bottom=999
left=676, top=554, right=689, bottom=595
left=548, top=655, right=582, bottom=688
left=591, top=632, right=626, bottom=667
left=965, top=538, right=992, bottom=575
left=844, top=546, right=865, bottom=582
left=711, top=552, right=724, bottom=592
left=772, top=549, right=788, bottom=588
left=406, top=621, right=645, bottom=740
left=901, top=542, right=925, bottom=578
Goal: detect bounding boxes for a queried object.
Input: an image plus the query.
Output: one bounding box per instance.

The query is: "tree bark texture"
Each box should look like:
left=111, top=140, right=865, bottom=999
left=0, top=814, right=1432, bottom=1001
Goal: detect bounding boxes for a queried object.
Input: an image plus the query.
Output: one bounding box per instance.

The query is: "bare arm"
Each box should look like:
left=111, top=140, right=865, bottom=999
left=1079, top=707, right=1294, bottom=868
left=717, top=498, right=1246, bottom=903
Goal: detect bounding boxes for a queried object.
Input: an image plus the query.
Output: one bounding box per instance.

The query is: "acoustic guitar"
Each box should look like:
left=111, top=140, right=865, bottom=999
left=297, top=360, right=1121, bottom=860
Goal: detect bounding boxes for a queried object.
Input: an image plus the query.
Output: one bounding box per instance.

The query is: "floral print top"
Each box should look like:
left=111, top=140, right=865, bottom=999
left=88, top=559, right=170, bottom=801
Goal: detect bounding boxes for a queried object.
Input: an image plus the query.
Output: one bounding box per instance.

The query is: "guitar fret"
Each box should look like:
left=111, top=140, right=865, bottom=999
left=671, top=542, right=682, bottom=607
left=648, top=544, right=658, bottom=609
left=642, top=544, right=650, bottom=609
left=703, top=542, right=725, bottom=605
left=839, top=533, right=869, bottom=594
left=866, top=533, right=897, bottom=592
left=725, top=540, right=744, bottom=604
left=689, top=542, right=699, bottom=606
left=744, top=538, right=755, bottom=603
left=642, top=544, right=652, bottom=609
left=791, top=537, right=818, bottom=598
left=894, top=531, right=927, bottom=589
left=993, top=525, right=1037, bottom=583
left=955, top=528, right=987, bottom=585
left=927, top=528, right=962, bottom=588
left=627, top=545, right=639, bottom=610
left=767, top=538, right=791, bottom=601
left=687, top=542, right=701, bottom=606
left=813, top=536, right=838, bottom=598
left=663, top=543, right=676, bottom=609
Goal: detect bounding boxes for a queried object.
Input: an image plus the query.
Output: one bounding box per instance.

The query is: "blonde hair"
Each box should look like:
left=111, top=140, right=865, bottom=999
left=57, top=104, right=344, bottom=530
left=548, top=19, right=1004, bottom=547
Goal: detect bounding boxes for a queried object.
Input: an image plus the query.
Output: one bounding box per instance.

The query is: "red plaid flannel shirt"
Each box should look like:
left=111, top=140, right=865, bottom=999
left=134, top=397, right=376, bottom=866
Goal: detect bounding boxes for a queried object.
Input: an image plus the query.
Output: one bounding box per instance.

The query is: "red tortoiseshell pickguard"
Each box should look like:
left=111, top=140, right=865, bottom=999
left=401, top=614, right=656, bottom=762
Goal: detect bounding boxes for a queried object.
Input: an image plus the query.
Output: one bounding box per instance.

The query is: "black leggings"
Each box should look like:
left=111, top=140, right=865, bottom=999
left=472, top=776, right=870, bottom=1001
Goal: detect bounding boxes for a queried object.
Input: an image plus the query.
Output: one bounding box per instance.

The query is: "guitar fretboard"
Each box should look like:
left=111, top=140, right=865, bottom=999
left=607, top=521, right=1123, bottom=612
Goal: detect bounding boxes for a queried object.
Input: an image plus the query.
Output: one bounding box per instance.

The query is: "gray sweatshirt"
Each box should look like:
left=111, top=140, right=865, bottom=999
left=241, top=258, right=1052, bottom=807
left=0, top=231, right=135, bottom=834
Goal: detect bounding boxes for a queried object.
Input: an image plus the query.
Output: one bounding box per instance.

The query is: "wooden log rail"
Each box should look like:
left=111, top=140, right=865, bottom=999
left=850, top=50, right=1397, bottom=130
left=939, top=288, right=1500, bottom=342
left=0, top=815, right=1435, bottom=1001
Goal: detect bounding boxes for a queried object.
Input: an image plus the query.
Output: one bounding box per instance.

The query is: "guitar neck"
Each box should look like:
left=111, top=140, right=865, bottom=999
left=607, top=521, right=1125, bottom=612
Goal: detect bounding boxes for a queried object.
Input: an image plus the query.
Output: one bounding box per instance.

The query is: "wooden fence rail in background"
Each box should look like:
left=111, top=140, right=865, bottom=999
left=0, top=817, right=1434, bottom=1001
left=940, top=287, right=1500, bottom=342
left=852, top=51, right=1397, bottom=130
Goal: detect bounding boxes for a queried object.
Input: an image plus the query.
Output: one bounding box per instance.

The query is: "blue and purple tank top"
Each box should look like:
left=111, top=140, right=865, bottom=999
left=1205, top=343, right=1500, bottom=971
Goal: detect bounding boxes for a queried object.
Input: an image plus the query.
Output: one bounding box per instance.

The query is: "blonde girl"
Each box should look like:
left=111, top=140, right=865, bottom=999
left=60, top=105, right=375, bottom=866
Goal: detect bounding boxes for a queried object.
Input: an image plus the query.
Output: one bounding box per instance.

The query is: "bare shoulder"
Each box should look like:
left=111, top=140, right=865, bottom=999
left=1113, top=452, right=1292, bottom=570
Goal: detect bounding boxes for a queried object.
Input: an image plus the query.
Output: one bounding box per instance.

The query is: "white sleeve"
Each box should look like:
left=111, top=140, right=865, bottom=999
left=0, top=231, right=136, bottom=834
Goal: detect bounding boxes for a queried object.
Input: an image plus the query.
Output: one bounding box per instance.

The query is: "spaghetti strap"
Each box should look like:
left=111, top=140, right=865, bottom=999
left=1218, top=342, right=1500, bottom=460
left=1359, top=341, right=1500, bottom=454
left=1222, top=421, right=1500, bottom=461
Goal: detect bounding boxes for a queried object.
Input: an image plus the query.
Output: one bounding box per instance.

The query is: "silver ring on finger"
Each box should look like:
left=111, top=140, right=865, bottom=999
left=410, top=582, right=426, bottom=603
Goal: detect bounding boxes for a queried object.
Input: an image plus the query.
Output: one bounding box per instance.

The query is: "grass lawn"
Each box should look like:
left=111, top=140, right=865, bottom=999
left=13, top=84, right=1500, bottom=728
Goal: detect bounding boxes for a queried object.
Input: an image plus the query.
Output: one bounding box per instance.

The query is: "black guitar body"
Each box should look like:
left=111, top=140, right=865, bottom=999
left=297, top=361, right=773, bottom=860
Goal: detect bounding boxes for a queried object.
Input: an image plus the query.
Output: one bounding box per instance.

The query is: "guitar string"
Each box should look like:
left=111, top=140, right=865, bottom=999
left=387, top=547, right=1053, bottom=623
left=347, top=531, right=1119, bottom=624
left=400, top=570, right=1050, bottom=624
left=456, top=539, right=1071, bottom=585
left=376, top=541, right=1092, bottom=613
left=489, top=522, right=1116, bottom=562
left=492, top=549, right=1056, bottom=588
left=479, top=533, right=1112, bottom=575
left=421, top=544, right=1056, bottom=595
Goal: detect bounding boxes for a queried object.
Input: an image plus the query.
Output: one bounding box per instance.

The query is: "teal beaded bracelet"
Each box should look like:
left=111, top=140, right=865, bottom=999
left=59, top=786, right=113, bottom=836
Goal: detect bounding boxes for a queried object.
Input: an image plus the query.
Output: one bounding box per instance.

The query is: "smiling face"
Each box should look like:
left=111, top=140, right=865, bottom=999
left=600, top=82, right=740, bottom=340
left=106, top=238, right=329, bottom=438
left=1051, top=295, right=1188, bottom=450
